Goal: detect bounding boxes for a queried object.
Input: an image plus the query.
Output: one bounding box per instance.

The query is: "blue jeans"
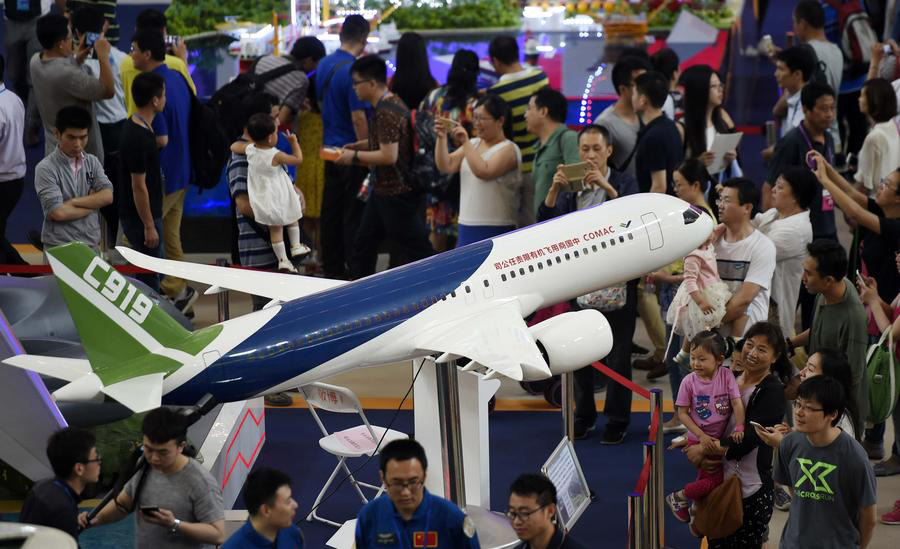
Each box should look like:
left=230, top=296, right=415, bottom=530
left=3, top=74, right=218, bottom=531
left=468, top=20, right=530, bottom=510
left=456, top=224, right=515, bottom=248
left=120, top=216, right=163, bottom=293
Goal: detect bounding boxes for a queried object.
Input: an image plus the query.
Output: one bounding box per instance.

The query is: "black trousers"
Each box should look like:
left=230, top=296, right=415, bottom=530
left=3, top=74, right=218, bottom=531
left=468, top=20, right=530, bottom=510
left=349, top=191, right=434, bottom=280
left=0, top=178, right=27, bottom=264
left=574, top=279, right=639, bottom=431
left=98, top=120, right=124, bottom=245
left=321, top=162, right=366, bottom=279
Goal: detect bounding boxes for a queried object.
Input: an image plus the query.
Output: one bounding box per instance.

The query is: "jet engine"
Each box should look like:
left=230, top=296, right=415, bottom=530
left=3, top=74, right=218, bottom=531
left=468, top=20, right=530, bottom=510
left=527, top=309, right=614, bottom=378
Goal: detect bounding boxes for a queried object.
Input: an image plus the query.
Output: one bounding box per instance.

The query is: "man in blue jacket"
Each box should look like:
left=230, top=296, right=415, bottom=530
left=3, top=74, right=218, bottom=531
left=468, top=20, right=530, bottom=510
left=355, top=439, right=480, bottom=548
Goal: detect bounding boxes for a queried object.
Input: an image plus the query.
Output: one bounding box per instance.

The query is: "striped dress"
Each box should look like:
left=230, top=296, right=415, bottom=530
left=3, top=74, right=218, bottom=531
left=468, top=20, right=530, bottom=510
left=489, top=68, right=549, bottom=174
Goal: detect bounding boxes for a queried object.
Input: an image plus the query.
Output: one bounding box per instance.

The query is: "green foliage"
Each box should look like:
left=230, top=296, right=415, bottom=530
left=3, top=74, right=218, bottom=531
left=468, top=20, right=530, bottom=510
left=380, top=0, right=521, bottom=30
left=165, top=0, right=290, bottom=37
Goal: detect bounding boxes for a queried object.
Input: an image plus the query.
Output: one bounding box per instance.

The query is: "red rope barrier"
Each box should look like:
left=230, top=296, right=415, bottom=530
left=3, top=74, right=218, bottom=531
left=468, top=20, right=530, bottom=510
left=633, top=451, right=653, bottom=495
left=648, top=407, right=661, bottom=442
left=592, top=361, right=652, bottom=400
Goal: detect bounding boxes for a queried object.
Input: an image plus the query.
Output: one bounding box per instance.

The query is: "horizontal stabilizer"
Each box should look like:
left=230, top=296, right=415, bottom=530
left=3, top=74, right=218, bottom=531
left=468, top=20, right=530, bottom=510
left=100, top=373, right=164, bottom=413
left=2, top=355, right=92, bottom=382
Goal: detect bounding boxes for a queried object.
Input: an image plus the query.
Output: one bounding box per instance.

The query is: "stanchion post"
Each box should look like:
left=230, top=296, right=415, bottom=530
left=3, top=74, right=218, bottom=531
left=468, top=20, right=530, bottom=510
left=99, top=216, right=109, bottom=259
left=561, top=372, right=575, bottom=441
left=435, top=359, right=466, bottom=507
left=628, top=492, right=645, bottom=549
left=644, top=442, right=659, bottom=549
left=216, top=258, right=230, bottom=322
left=650, top=388, right=665, bottom=548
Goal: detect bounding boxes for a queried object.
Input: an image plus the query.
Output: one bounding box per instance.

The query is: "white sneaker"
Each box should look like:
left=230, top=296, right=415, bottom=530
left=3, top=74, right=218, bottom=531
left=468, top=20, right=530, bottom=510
left=277, top=260, right=298, bottom=273
left=290, top=243, right=311, bottom=257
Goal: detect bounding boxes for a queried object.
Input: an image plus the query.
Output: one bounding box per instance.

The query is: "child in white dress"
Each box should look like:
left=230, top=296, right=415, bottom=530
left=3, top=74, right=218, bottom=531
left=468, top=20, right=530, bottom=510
left=666, top=226, right=747, bottom=368
left=231, top=113, right=309, bottom=272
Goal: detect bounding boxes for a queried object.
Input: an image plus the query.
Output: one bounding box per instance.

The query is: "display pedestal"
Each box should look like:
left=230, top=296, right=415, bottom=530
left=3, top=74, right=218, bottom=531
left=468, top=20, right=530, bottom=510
left=413, top=358, right=499, bottom=507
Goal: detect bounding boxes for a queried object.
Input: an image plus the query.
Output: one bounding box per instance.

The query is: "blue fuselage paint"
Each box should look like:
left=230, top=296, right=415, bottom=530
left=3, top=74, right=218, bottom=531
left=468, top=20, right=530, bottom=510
left=164, top=240, right=494, bottom=404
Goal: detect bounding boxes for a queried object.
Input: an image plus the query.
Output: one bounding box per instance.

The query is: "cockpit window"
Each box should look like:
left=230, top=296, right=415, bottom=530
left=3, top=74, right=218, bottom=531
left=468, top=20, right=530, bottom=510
left=683, top=205, right=703, bottom=225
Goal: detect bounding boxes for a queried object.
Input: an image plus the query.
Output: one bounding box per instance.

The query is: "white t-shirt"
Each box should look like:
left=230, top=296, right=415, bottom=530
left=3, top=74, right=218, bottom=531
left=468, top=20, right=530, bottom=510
left=782, top=91, right=803, bottom=138
left=458, top=138, right=522, bottom=226
left=714, top=228, right=776, bottom=336
left=854, top=119, right=900, bottom=196
left=752, top=209, right=812, bottom=337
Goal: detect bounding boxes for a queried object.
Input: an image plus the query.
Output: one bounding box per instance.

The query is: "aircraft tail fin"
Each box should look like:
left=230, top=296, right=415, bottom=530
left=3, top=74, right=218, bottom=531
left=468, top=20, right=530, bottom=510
left=44, top=243, right=201, bottom=387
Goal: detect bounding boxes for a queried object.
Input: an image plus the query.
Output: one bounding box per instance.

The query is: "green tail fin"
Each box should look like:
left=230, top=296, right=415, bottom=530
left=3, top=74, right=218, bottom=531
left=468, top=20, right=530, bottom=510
left=46, top=243, right=219, bottom=385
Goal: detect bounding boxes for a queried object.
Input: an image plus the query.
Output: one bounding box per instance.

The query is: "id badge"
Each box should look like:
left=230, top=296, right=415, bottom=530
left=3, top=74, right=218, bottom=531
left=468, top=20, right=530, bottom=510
left=821, top=189, right=834, bottom=212
left=17, top=0, right=30, bottom=11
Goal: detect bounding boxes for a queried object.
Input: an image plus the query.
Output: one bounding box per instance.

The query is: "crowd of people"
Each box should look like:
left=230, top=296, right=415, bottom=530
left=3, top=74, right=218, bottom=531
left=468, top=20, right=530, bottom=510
left=2, top=0, right=900, bottom=547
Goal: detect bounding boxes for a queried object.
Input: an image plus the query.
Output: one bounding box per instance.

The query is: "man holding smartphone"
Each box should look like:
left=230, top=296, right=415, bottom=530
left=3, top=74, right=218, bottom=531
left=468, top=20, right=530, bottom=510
left=85, top=408, right=225, bottom=548
left=30, top=12, right=114, bottom=162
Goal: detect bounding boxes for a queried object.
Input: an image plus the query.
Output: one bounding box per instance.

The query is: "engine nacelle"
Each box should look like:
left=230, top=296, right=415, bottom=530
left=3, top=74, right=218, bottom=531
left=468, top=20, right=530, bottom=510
left=527, top=310, right=613, bottom=378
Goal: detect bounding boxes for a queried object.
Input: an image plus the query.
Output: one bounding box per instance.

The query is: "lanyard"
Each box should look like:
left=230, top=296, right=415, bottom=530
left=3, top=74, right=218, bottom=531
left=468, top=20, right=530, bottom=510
left=393, top=498, right=432, bottom=549
left=135, top=113, right=154, bottom=133
left=798, top=123, right=832, bottom=164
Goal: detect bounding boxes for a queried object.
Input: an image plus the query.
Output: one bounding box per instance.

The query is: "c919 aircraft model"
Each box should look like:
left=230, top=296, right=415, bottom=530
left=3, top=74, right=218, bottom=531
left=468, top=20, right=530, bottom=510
left=2, top=194, right=712, bottom=414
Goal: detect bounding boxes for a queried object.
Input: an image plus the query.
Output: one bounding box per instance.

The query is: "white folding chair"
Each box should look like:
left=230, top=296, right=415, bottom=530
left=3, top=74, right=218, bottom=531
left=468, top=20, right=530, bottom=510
left=299, top=382, right=408, bottom=527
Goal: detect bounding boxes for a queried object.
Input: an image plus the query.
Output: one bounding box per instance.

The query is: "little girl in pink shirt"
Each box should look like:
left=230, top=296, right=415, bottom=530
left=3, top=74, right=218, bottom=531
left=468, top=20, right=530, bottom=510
left=666, top=227, right=747, bottom=368
left=667, top=331, right=746, bottom=524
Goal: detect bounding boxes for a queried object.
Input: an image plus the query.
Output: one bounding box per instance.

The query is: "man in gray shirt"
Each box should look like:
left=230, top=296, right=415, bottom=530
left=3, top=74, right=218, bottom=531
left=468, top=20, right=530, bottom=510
left=789, top=240, right=869, bottom=436
left=86, top=407, right=225, bottom=548
left=34, top=106, right=112, bottom=251
left=773, top=376, right=876, bottom=548
left=31, top=12, right=114, bottom=161
left=793, top=0, right=842, bottom=149
left=594, top=55, right=651, bottom=180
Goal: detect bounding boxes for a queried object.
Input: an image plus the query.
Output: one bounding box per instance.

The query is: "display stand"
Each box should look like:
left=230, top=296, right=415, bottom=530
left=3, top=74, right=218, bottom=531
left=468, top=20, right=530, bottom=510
left=413, top=358, right=518, bottom=547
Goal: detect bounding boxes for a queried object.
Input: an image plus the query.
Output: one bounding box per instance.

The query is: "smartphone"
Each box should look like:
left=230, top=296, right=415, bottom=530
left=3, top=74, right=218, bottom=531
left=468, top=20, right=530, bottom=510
left=884, top=44, right=892, bottom=54
left=82, top=31, right=100, bottom=48
left=806, top=154, right=817, bottom=171
left=749, top=421, right=765, bottom=430
left=855, top=269, right=865, bottom=283
left=436, top=117, right=457, bottom=128
left=140, top=506, right=159, bottom=515
left=166, top=34, right=180, bottom=46
left=560, top=162, right=591, bottom=191
left=319, top=147, right=342, bottom=162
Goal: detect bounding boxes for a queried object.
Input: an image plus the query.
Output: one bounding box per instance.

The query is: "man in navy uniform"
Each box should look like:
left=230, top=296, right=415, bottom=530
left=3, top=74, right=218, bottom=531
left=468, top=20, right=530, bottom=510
left=355, top=439, right=480, bottom=548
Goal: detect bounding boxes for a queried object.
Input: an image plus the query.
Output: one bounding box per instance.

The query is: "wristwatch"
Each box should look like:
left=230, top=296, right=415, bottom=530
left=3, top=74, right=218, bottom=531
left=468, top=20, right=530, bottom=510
left=353, top=150, right=359, bottom=164
left=169, top=518, right=181, bottom=534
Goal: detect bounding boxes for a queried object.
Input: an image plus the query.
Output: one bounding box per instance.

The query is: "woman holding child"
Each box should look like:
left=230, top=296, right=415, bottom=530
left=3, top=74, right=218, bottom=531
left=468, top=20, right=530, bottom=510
left=683, top=321, right=790, bottom=548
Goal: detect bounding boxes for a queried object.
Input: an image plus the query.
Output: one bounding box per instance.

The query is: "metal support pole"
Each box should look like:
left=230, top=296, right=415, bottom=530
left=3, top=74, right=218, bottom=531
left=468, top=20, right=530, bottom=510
left=435, top=359, right=466, bottom=507
left=99, top=216, right=109, bottom=258
left=216, top=258, right=230, bottom=322
left=650, top=388, right=665, bottom=548
left=628, top=492, right=645, bottom=549
left=644, top=442, right=659, bottom=549
left=561, top=372, right=575, bottom=441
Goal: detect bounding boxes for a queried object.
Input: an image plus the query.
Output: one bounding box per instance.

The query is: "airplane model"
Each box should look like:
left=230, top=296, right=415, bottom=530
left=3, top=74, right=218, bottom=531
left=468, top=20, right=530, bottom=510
left=2, top=194, right=712, bottom=414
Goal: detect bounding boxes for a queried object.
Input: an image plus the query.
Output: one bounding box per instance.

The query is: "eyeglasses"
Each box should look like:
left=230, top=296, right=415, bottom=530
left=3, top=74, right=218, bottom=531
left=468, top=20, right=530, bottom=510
left=473, top=116, right=496, bottom=123
left=351, top=79, right=372, bottom=87
left=385, top=479, right=424, bottom=492
left=506, top=505, right=546, bottom=522
left=81, top=454, right=102, bottom=464
left=792, top=401, right=824, bottom=413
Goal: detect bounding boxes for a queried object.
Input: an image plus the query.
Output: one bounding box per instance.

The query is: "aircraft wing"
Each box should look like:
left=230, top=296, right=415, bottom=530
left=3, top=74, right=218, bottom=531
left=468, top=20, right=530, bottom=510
left=414, top=302, right=550, bottom=381
left=117, top=246, right=346, bottom=302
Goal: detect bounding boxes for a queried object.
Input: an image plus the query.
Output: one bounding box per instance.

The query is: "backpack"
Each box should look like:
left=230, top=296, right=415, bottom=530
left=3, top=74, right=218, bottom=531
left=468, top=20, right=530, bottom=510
left=184, top=76, right=230, bottom=191
left=209, top=61, right=298, bottom=141
left=867, top=326, right=898, bottom=425
left=799, top=43, right=831, bottom=87
left=822, top=0, right=879, bottom=73
left=409, top=109, right=458, bottom=194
